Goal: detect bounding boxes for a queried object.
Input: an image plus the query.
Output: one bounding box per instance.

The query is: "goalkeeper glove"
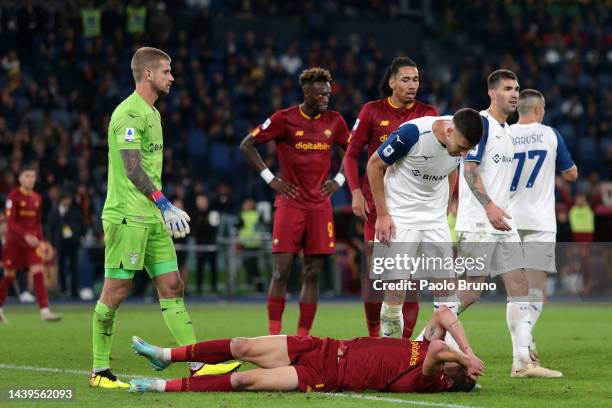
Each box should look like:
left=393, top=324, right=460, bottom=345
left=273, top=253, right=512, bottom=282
left=150, top=191, right=191, bottom=238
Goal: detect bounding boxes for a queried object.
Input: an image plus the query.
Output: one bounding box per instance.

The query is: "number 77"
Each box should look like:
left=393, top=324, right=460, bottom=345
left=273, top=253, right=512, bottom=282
left=510, top=149, right=547, bottom=191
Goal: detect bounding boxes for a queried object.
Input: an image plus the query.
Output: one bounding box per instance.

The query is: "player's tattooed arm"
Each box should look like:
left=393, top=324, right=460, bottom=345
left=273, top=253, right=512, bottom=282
left=120, top=149, right=157, bottom=196
left=463, top=162, right=492, bottom=207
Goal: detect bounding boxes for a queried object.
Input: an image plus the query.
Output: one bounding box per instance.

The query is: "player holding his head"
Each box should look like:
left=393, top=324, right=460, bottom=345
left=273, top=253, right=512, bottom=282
left=90, top=47, right=239, bottom=389
left=343, top=57, right=439, bottom=338
left=509, top=89, right=577, bottom=376
left=367, top=109, right=483, bottom=338
left=129, top=305, right=484, bottom=394
left=454, top=70, right=560, bottom=377
left=240, top=68, right=349, bottom=336
left=0, top=165, right=61, bottom=323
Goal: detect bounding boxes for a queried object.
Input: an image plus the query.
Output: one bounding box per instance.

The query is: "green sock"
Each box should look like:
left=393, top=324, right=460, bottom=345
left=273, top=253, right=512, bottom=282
left=159, top=298, right=196, bottom=345
left=92, top=301, right=117, bottom=371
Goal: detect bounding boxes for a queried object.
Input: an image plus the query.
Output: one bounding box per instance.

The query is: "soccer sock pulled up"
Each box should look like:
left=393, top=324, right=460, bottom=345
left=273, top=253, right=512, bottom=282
left=528, top=288, right=544, bottom=351
left=364, top=301, right=382, bottom=337
left=159, top=298, right=201, bottom=371
left=506, top=301, right=532, bottom=367
left=0, top=275, right=15, bottom=306
left=380, top=303, right=403, bottom=338
left=402, top=301, right=419, bottom=338
left=267, top=296, right=285, bottom=335
left=33, top=272, right=49, bottom=309
left=170, top=339, right=233, bottom=363
left=165, top=374, right=233, bottom=392
left=92, top=301, right=116, bottom=371
left=297, top=301, right=317, bottom=336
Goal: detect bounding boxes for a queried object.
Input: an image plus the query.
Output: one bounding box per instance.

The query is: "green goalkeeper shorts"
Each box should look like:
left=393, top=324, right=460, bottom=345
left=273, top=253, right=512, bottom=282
left=103, top=220, right=178, bottom=280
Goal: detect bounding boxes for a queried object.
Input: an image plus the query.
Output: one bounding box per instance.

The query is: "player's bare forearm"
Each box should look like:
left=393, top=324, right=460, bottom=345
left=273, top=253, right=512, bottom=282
left=463, top=162, right=492, bottom=207
left=448, top=167, right=458, bottom=205
left=366, top=153, right=389, bottom=215
left=432, top=306, right=474, bottom=356
left=239, top=134, right=268, bottom=172
left=120, top=149, right=157, bottom=196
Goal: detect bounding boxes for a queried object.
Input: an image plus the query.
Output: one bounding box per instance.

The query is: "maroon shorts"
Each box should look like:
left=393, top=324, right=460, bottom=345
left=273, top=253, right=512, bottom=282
left=364, top=206, right=377, bottom=245
left=2, top=242, right=43, bottom=270
left=272, top=206, right=335, bottom=255
left=287, top=336, right=339, bottom=392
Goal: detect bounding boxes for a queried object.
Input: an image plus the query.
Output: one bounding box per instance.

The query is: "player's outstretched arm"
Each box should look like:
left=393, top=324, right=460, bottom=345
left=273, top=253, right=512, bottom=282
left=422, top=306, right=475, bottom=357
left=463, top=161, right=512, bottom=231
left=366, top=152, right=394, bottom=244
left=120, top=149, right=190, bottom=238
left=239, top=134, right=299, bottom=198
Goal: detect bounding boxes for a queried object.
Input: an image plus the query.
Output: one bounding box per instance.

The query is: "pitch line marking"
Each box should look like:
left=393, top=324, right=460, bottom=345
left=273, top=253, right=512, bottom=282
left=1, top=364, right=480, bottom=408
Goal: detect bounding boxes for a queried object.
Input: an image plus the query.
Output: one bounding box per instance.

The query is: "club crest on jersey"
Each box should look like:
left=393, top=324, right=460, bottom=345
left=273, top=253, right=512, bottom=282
left=125, top=128, right=135, bottom=142
left=382, top=145, right=395, bottom=157
left=379, top=120, right=390, bottom=126
left=127, top=253, right=139, bottom=265
left=324, top=129, right=332, bottom=138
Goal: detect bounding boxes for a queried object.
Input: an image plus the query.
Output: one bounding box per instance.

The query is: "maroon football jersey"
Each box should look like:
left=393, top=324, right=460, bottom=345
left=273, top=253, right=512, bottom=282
left=252, top=105, right=349, bottom=210
left=5, top=188, right=43, bottom=246
left=337, top=337, right=448, bottom=392
left=345, top=97, right=438, bottom=204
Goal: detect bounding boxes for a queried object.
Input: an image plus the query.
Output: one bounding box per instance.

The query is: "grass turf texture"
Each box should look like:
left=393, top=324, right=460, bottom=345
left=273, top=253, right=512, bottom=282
left=0, top=302, right=611, bottom=408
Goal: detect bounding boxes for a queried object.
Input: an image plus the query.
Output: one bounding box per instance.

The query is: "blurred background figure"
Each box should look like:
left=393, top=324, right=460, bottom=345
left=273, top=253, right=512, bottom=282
left=193, top=194, right=219, bottom=295
left=237, top=198, right=264, bottom=293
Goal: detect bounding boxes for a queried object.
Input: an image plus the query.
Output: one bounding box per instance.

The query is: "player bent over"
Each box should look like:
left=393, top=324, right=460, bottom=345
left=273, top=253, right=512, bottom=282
left=129, top=305, right=484, bottom=394
left=90, top=47, right=239, bottom=389
left=240, top=68, right=349, bottom=336
left=0, top=165, right=61, bottom=323
left=367, top=109, right=483, bottom=339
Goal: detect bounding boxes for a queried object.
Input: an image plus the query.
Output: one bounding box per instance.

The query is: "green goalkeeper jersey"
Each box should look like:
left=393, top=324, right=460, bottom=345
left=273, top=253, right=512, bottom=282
left=102, top=91, right=164, bottom=224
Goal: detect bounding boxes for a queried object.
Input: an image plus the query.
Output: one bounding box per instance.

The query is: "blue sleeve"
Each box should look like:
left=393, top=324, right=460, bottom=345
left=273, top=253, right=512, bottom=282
left=376, top=123, right=420, bottom=165
left=464, top=116, right=489, bottom=163
left=553, top=128, right=575, bottom=171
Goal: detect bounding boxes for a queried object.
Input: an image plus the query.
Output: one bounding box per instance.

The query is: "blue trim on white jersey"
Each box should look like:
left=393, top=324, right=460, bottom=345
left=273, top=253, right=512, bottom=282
left=377, top=124, right=420, bottom=165
left=552, top=127, right=575, bottom=172
left=464, top=116, right=489, bottom=163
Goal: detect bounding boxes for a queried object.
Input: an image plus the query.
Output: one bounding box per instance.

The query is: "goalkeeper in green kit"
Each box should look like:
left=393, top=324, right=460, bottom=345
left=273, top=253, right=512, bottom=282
left=90, top=47, right=240, bottom=389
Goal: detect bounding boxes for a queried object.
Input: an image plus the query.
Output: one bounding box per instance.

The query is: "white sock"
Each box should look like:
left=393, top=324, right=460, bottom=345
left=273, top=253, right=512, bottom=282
left=528, top=288, right=544, bottom=352
left=506, top=301, right=532, bottom=368
left=380, top=303, right=403, bottom=338
left=40, top=307, right=50, bottom=315
left=151, top=379, right=166, bottom=392
left=161, top=348, right=172, bottom=363
left=434, top=301, right=460, bottom=350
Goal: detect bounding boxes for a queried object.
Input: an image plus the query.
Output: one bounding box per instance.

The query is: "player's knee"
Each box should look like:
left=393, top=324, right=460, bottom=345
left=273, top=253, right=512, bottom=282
left=231, top=372, right=255, bottom=390
left=271, top=268, right=290, bottom=284
left=230, top=337, right=252, bottom=359
left=302, top=268, right=320, bottom=285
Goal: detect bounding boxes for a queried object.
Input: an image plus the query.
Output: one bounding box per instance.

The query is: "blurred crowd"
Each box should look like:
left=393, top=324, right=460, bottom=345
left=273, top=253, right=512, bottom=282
left=0, top=1, right=610, bottom=297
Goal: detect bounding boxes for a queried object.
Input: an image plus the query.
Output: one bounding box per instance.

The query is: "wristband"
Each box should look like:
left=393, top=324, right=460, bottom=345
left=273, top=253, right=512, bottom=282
left=260, top=168, right=275, bottom=184
left=333, top=172, right=346, bottom=187
left=149, top=190, right=166, bottom=204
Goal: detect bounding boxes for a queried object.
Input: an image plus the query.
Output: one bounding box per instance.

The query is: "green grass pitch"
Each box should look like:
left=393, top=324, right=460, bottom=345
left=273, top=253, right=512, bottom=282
left=0, top=302, right=611, bottom=407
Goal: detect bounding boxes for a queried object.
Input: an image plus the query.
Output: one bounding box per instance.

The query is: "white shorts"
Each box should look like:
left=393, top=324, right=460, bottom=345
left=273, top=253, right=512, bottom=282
left=456, top=230, right=523, bottom=277
left=373, top=227, right=453, bottom=280
left=518, top=230, right=556, bottom=273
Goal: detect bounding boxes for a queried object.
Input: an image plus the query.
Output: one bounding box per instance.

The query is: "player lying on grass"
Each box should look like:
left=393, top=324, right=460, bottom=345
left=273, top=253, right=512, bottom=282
left=129, top=305, right=484, bottom=394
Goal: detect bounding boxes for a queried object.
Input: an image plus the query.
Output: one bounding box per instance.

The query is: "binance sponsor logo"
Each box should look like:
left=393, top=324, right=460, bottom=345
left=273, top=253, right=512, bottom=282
left=19, top=210, right=37, bottom=217
left=295, top=142, right=331, bottom=151
left=295, top=130, right=304, bottom=137
left=379, top=120, right=390, bottom=126
left=379, top=134, right=389, bottom=143
left=324, top=129, right=332, bottom=138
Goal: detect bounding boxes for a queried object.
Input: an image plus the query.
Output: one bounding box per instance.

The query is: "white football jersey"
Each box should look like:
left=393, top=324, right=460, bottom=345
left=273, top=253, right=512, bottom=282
left=377, top=116, right=461, bottom=230
left=456, top=110, right=516, bottom=234
left=508, top=122, right=575, bottom=232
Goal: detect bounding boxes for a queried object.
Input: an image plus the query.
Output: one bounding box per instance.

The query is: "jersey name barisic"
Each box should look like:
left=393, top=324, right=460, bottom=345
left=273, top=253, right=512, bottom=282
left=377, top=116, right=461, bottom=230
left=456, top=110, right=515, bottom=233
left=508, top=122, right=574, bottom=232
